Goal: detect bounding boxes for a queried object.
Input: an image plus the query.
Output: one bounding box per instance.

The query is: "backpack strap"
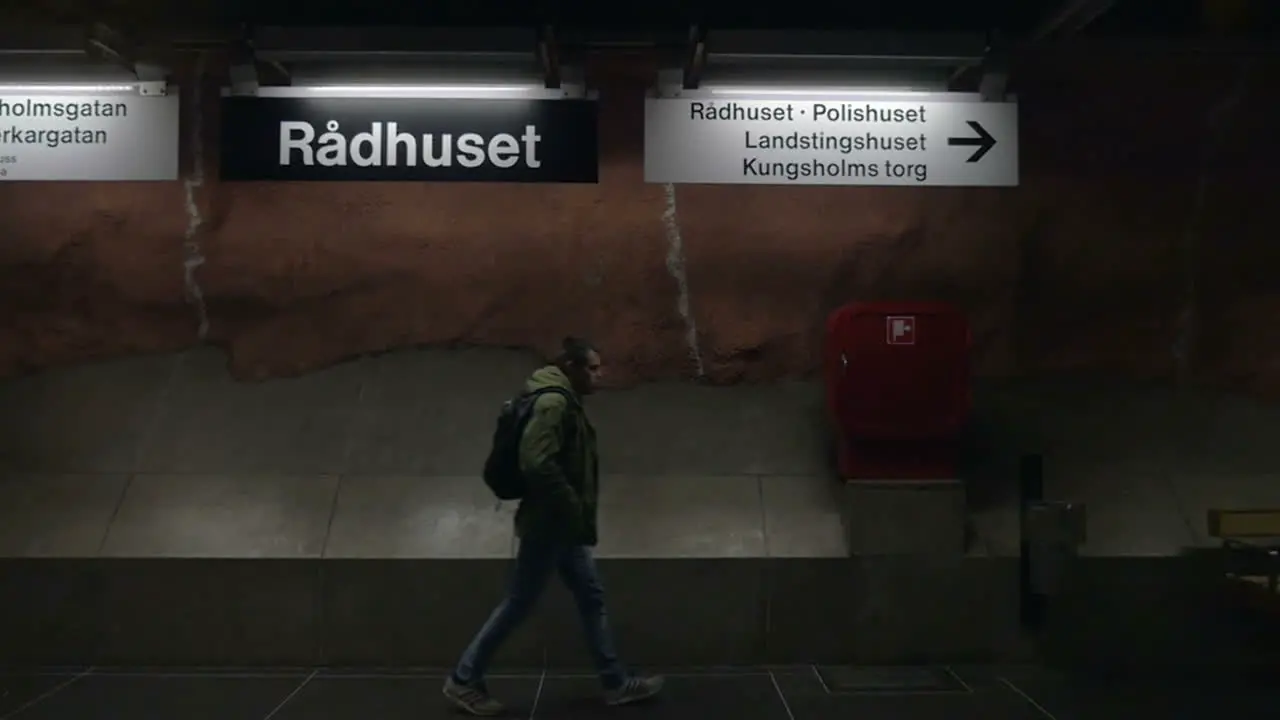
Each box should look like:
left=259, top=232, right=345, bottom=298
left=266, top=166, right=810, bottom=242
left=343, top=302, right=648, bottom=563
left=524, top=387, right=579, bottom=459
left=525, top=386, right=579, bottom=413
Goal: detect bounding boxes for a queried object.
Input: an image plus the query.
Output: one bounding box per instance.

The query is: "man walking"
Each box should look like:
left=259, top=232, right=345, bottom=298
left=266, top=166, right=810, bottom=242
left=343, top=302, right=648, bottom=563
left=444, top=337, right=664, bottom=716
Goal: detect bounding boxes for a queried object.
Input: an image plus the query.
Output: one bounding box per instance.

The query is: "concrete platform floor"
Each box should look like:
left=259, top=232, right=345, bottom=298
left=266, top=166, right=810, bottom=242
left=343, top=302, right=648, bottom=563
left=0, top=472, right=846, bottom=560
left=3, top=665, right=1275, bottom=720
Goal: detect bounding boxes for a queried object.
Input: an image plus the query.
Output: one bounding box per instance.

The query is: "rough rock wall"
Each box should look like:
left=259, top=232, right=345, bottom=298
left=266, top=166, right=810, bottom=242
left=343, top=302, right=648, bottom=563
left=0, top=46, right=1276, bottom=395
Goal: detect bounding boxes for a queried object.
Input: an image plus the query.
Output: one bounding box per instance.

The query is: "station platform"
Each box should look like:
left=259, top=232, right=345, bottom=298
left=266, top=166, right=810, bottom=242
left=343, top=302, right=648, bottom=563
left=4, top=664, right=1276, bottom=720
left=2, top=348, right=1280, bottom=674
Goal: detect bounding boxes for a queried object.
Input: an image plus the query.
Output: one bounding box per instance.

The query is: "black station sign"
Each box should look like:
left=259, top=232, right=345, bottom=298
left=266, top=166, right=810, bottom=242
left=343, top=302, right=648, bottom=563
left=219, top=96, right=599, bottom=183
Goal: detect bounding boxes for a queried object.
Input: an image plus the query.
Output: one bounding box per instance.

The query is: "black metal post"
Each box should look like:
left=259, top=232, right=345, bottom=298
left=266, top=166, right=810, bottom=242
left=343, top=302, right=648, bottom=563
left=1019, top=453, right=1046, bottom=628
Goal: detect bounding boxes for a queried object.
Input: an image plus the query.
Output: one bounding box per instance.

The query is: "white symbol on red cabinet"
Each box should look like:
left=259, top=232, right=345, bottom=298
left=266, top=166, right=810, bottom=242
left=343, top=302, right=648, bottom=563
left=886, top=316, right=916, bottom=345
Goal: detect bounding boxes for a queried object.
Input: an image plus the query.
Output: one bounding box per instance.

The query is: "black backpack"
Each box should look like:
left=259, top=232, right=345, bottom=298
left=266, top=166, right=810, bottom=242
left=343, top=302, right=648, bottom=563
left=482, top=387, right=575, bottom=500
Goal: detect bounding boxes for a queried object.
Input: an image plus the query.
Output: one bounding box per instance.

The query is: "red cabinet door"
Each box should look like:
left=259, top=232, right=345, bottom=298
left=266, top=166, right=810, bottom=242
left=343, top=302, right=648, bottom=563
left=824, top=301, right=971, bottom=440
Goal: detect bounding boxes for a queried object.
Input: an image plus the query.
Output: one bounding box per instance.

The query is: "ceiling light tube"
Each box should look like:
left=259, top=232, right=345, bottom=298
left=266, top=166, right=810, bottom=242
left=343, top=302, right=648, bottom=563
left=0, top=83, right=138, bottom=92
left=662, top=85, right=983, bottom=102
left=304, top=84, right=535, bottom=94
left=710, top=87, right=930, bottom=97
left=253, top=84, right=583, bottom=100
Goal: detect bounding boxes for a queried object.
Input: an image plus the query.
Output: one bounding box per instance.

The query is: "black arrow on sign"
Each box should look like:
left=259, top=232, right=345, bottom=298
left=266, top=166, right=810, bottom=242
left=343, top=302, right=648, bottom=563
left=947, top=120, right=997, bottom=163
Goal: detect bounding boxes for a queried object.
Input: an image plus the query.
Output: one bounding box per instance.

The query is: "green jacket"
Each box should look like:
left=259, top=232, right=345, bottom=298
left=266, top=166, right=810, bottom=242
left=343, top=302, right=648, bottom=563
left=515, top=365, right=600, bottom=546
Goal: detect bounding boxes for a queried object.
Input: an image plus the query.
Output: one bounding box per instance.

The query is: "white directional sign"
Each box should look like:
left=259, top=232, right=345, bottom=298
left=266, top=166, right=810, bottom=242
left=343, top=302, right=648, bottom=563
left=0, top=92, right=180, bottom=181
left=644, top=95, right=1018, bottom=187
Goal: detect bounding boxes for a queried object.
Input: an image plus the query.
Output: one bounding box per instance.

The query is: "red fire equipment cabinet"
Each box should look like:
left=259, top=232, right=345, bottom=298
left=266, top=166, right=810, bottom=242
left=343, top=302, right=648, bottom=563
left=823, top=301, right=972, bottom=480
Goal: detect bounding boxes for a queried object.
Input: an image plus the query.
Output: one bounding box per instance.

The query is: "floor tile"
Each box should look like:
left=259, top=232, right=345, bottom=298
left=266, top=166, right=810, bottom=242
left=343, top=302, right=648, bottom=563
left=0, top=673, right=79, bottom=717
left=2, top=667, right=1271, bottom=720
left=813, top=665, right=968, bottom=693
left=771, top=669, right=1045, bottom=720
left=760, top=475, right=845, bottom=558
left=841, top=481, right=966, bottom=555
left=0, top=355, right=176, bottom=474
left=588, top=384, right=767, bottom=476
left=134, top=348, right=363, bottom=475
left=595, top=476, right=764, bottom=558
left=271, top=674, right=539, bottom=720
left=1054, top=468, right=1194, bottom=557
left=533, top=674, right=790, bottom=720
left=343, top=349, right=535, bottom=476
left=324, top=476, right=515, bottom=559
left=734, top=382, right=829, bottom=477
left=100, top=474, right=338, bottom=558
left=588, top=381, right=828, bottom=476
left=998, top=671, right=1280, bottom=720
left=88, top=667, right=311, bottom=677
left=0, top=474, right=128, bottom=557
left=9, top=673, right=307, bottom=720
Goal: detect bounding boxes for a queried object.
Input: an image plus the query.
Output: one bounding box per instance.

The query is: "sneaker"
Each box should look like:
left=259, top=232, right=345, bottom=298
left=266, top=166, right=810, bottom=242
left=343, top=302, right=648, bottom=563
left=604, top=675, right=664, bottom=706
left=443, top=676, right=507, bottom=717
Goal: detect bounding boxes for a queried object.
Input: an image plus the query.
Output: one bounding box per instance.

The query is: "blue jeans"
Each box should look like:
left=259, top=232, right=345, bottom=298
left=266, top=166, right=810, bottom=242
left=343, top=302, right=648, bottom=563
left=453, top=539, right=627, bottom=690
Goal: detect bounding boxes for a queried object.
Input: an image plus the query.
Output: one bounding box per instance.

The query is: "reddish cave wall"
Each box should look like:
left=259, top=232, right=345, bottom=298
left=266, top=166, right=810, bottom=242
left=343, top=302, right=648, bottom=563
left=0, top=46, right=1276, bottom=395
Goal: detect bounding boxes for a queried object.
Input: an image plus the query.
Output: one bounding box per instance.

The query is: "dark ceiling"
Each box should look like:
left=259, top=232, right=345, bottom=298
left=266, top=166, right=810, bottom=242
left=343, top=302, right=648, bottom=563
left=8, top=0, right=1278, bottom=39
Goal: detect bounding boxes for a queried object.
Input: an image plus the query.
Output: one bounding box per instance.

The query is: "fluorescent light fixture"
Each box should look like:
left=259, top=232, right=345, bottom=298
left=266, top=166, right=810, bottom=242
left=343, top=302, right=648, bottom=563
left=304, top=84, right=535, bottom=94
left=250, top=83, right=583, bottom=100
left=700, top=86, right=941, bottom=97
left=279, top=84, right=552, bottom=99
left=658, top=84, right=987, bottom=104
left=0, top=83, right=137, bottom=92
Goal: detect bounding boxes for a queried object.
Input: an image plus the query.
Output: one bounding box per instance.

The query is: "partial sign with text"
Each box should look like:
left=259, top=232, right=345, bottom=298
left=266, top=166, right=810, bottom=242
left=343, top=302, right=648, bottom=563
left=0, top=93, right=180, bottom=181
left=644, top=96, right=1018, bottom=187
left=219, top=96, right=600, bottom=183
